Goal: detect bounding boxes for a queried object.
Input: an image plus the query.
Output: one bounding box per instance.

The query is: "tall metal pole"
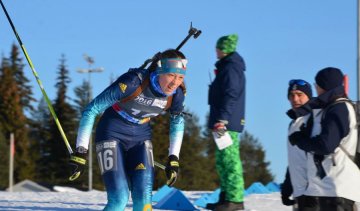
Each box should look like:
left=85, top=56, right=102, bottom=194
left=9, top=133, right=14, bottom=192
left=87, top=71, right=93, bottom=192
left=77, top=54, right=104, bottom=191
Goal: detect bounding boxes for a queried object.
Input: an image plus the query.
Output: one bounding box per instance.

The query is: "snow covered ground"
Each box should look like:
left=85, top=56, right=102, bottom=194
left=0, top=189, right=358, bottom=211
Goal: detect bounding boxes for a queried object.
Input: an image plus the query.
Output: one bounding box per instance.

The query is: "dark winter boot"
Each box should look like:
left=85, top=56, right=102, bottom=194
left=205, top=191, right=226, bottom=210
left=214, top=201, right=245, bottom=211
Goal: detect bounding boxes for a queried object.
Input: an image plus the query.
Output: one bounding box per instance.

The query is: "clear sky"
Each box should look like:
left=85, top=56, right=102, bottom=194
left=0, top=0, right=357, bottom=183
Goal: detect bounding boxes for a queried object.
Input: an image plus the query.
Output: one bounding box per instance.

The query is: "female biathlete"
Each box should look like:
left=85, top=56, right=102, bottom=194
left=69, top=49, right=188, bottom=210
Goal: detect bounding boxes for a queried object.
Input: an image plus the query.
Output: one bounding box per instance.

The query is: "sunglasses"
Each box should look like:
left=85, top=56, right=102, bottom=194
left=289, top=79, right=309, bottom=86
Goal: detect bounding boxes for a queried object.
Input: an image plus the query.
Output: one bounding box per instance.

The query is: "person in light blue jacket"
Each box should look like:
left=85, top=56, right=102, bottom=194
left=69, top=49, right=188, bottom=211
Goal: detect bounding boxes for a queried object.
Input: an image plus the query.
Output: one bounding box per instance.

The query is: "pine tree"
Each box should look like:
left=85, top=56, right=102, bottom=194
left=29, top=97, right=52, bottom=182
left=0, top=130, right=9, bottom=189
left=202, top=124, right=220, bottom=189
left=73, top=79, right=90, bottom=115
left=44, top=54, right=78, bottom=186
left=176, top=113, right=219, bottom=190
left=10, top=45, right=35, bottom=112
left=0, top=45, right=36, bottom=184
left=240, top=131, right=274, bottom=188
left=151, top=111, right=170, bottom=189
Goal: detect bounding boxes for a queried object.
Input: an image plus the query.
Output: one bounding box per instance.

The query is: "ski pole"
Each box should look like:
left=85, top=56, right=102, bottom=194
left=139, top=22, right=202, bottom=69
left=0, top=0, right=73, bottom=155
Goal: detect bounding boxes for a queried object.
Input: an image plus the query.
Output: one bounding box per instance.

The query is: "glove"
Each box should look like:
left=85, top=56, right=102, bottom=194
left=213, top=121, right=227, bottom=137
left=280, top=176, right=295, bottom=206
left=165, top=155, right=179, bottom=187
left=69, top=147, right=88, bottom=181
left=288, top=130, right=304, bottom=146
left=281, top=195, right=296, bottom=206
left=288, top=119, right=313, bottom=146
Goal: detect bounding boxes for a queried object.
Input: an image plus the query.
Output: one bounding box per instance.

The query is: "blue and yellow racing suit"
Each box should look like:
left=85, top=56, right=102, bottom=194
left=76, top=68, right=185, bottom=210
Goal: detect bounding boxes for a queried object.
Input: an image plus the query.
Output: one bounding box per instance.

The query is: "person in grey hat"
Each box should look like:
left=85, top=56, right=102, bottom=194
left=289, top=67, right=360, bottom=211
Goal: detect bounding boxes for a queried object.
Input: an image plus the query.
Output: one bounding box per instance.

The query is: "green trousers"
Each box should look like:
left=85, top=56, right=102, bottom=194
left=215, top=131, right=245, bottom=202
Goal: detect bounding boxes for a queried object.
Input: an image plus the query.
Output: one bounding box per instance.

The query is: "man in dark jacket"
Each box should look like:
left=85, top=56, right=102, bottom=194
left=206, top=34, right=246, bottom=211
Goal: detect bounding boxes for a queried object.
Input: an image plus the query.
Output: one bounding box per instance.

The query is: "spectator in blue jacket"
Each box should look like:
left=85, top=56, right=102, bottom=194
left=206, top=34, right=246, bottom=211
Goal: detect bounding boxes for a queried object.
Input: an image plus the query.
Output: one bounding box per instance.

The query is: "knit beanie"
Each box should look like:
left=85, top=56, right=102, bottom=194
left=288, top=79, right=312, bottom=99
left=216, top=34, right=238, bottom=54
left=315, top=67, right=344, bottom=91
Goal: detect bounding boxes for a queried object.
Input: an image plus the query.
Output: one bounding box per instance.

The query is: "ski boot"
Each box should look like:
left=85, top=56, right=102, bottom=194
left=214, top=201, right=245, bottom=211
left=205, top=191, right=226, bottom=210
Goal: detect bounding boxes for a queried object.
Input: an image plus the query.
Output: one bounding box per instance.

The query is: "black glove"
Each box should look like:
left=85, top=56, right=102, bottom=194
left=69, top=147, right=88, bottom=181
left=288, top=116, right=313, bottom=146
left=213, top=121, right=227, bottom=137
left=281, top=195, right=296, bottom=206
left=280, top=171, right=295, bottom=206
left=165, top=155, right=179, bottom=187
left=288, top=130, right=305, bottom=146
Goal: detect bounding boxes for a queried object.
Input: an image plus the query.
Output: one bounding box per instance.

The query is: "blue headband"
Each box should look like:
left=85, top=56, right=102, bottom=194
left=156, top=58, right=187, bottom=75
